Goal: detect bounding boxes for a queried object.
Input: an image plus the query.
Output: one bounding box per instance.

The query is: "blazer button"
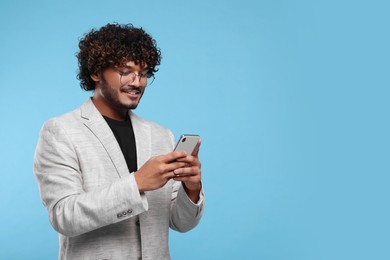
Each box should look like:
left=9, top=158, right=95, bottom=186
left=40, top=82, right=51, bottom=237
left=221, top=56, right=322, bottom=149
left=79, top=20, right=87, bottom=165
left=127, top=209, right=133, bottom=214
left=117, top=213, right=122, bottom=218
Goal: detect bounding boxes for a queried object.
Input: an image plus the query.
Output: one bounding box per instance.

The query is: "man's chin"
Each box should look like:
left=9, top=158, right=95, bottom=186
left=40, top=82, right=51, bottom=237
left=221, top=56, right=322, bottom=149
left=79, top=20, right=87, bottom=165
left=124, top=101, right=140, bottom=110
left=128, top=104, right=138, bottom=110
left=118, top=96, right=142, bottom=110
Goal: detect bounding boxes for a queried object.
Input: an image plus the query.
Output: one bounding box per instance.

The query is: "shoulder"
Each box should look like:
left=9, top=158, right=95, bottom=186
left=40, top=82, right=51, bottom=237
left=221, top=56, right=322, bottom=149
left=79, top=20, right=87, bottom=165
left=43, top=108, right=81, bottom=126
left=40, top=107, right=82, bottom=136
left=42, top=98, right=98, bottom=131
left=130, top=112, right=176, bottom=148
left=131, top=112, right=173, bottom=135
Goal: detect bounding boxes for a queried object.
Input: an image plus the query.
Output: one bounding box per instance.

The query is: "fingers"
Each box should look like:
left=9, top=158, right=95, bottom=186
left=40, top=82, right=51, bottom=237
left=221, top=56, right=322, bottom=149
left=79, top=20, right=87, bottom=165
left=151, top=151, right=201, bottom=180
left=162, top=151, right=188, bottom=163
left=163, top=161, right=188, bottom=173
left=176, top=155, right=201, bottom=168
left=173, top=175, right=196, bottom=182
left=163, top=165, right=198, bottom=180
left=173, top=165, right=200, bottom=177
left=192, top=140, right=201, bottom=156
left=172, top=171, right=201, bottom=183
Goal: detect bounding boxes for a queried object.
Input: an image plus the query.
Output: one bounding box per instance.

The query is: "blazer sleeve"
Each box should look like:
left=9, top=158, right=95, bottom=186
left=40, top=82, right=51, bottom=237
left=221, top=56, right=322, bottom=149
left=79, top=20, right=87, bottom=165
left=170, top=182, right=205, bottom=232
left=167, top=131, right=205, bottom=232
left=34, top=119, right=148, bottom=237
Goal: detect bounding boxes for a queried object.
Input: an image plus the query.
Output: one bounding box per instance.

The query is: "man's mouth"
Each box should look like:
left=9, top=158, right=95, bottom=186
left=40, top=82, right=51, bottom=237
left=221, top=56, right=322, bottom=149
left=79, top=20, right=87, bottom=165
left=122, top=88, right=141, bottom=95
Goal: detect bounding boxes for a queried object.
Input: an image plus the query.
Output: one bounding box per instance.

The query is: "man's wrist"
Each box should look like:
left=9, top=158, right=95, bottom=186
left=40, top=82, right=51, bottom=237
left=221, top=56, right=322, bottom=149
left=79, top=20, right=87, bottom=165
left=182, top=182, right=201, bottom=203
left=134, top=171, right=145, bottom=192
left=183, top=182, right=201, bottom=192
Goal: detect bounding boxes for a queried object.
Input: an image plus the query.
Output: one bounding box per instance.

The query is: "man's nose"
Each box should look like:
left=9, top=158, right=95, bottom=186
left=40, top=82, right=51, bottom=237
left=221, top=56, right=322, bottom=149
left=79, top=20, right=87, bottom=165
left=129, top=74, right=143, bottom=87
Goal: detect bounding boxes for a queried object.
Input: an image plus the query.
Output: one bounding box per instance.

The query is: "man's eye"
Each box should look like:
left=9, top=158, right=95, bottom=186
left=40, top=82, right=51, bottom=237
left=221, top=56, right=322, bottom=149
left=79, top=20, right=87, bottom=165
left=119, top=71, right=131, bottom=76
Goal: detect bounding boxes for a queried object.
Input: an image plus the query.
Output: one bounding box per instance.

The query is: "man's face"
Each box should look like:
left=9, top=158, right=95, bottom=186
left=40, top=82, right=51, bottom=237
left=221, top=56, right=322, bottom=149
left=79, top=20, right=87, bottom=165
left=93, top=61, right=149, bottom=111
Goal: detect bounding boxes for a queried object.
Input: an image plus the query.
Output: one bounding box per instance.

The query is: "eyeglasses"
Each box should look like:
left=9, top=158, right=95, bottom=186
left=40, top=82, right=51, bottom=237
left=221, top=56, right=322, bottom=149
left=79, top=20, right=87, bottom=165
left=116, top=69, right=155, bottom=87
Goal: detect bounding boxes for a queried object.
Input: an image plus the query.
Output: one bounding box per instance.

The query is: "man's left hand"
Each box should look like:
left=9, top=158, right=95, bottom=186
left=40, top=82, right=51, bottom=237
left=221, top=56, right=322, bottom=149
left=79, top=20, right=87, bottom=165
left=172, top=141, right=202, bottom=203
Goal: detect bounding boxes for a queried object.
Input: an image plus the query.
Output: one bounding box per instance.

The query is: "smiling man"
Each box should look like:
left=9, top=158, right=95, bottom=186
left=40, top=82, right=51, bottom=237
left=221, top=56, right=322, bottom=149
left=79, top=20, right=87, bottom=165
left=34, top=23, right=204, bottom=260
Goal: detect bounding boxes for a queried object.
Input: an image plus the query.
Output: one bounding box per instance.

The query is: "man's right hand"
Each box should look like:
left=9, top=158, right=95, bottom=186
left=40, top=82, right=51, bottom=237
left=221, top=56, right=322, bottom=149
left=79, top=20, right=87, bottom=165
left=134, top=151, right=191, bottom=192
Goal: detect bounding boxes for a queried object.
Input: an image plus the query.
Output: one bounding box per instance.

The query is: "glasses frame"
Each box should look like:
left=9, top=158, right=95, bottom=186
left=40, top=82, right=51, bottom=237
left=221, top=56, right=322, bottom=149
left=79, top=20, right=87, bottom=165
left=115, top=68, right=155, bottom=87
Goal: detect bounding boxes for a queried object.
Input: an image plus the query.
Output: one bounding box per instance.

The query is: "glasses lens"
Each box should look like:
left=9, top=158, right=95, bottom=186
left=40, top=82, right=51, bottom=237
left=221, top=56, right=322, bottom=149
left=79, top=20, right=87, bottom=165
left=120, top=72, right=136, bottom=85
left=119, top=71, right=155, bottom=87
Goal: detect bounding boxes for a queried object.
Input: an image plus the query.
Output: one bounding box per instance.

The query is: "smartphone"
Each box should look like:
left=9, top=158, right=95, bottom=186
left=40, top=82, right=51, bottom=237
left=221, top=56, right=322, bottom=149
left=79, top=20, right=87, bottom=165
left=173, top=134, right=200, bottom=155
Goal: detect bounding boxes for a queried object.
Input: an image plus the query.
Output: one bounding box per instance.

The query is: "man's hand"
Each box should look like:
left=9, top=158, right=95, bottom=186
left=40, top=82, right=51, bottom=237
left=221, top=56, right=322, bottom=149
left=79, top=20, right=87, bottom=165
left=134, top=151, right=190, bottom=192
left=172, top=141, right=202, bottom=203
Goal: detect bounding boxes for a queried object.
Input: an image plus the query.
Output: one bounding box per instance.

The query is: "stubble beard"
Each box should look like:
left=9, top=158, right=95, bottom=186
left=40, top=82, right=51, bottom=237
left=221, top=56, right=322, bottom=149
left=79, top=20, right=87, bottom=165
left=100, top=77, right=143, bottom=110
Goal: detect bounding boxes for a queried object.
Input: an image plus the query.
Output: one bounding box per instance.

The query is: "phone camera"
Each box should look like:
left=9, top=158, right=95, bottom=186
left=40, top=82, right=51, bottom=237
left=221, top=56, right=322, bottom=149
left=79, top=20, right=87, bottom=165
left=182, top=137, right=186, bottom=143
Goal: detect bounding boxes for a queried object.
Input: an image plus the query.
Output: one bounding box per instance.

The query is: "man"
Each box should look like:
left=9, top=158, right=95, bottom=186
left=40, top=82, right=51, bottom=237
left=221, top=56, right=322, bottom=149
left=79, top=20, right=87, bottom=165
left=34, top=23, right=204, bottom=260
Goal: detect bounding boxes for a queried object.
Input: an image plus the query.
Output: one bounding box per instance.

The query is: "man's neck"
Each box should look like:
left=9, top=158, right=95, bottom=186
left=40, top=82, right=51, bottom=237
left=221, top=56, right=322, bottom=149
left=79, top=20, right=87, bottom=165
left=91, top=97, right=128, bottom=121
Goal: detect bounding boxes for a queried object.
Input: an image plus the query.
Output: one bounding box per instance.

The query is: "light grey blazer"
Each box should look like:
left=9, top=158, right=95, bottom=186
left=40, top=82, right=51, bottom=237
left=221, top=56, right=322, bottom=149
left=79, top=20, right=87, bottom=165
left=34, top=99, right=204, bottom=260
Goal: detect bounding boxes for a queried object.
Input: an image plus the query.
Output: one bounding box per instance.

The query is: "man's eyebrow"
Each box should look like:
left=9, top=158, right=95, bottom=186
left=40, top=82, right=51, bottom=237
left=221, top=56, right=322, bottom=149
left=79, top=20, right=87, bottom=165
left=120, top=65, right=149, bottom=71
left=119, top=65, right=134, bottom=70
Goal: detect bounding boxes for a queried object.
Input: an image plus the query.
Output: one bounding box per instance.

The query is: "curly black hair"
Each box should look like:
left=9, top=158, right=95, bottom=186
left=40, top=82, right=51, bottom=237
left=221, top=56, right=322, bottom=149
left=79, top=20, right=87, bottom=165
left=76, top=23, right=161, bottom=91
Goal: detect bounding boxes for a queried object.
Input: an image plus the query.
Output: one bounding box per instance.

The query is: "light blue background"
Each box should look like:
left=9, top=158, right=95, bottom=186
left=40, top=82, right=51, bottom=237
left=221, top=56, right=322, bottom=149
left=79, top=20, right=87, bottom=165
left=0, top=0, right=389, bottom=259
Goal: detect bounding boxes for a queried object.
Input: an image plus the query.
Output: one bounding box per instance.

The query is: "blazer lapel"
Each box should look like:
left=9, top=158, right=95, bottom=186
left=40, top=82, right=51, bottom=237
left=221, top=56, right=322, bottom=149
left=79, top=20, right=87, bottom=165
left=129, top=111, right=151, bottom=168
left=80, top=99, right=129, bottom=178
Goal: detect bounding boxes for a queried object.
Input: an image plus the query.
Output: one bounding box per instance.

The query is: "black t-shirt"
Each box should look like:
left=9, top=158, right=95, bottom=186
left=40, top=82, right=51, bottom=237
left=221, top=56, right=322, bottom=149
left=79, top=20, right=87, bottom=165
left=103, top=115, right=138, bottom=173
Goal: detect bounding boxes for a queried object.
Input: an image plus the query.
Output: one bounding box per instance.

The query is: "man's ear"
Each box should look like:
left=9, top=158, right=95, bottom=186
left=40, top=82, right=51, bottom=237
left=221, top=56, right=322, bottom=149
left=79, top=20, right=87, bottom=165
left=91, top=74, right=100, bottom=83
